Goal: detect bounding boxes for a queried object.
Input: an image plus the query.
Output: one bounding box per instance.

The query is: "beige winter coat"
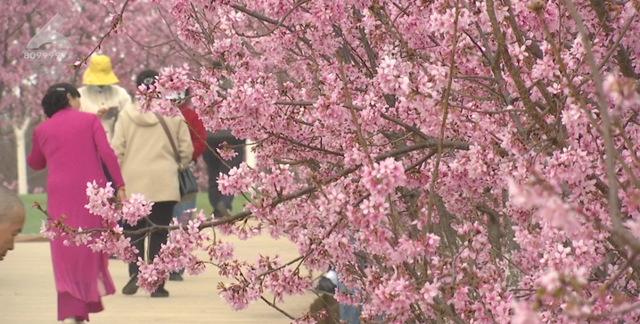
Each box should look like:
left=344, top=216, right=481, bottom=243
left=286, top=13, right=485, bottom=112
left=111, top=101, right=193, bottom=203
left=78, top=85, right=132, bottom=143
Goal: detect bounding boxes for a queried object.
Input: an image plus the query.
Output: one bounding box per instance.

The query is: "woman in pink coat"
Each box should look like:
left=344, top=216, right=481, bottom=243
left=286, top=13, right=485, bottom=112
left=28, top=83, right=126, bottom=324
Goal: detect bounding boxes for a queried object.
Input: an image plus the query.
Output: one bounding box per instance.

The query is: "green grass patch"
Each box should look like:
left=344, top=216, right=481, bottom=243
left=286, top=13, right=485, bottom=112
left=20, top=194, right=47, bottom=236
left=19, top=192, right=248, bottom=236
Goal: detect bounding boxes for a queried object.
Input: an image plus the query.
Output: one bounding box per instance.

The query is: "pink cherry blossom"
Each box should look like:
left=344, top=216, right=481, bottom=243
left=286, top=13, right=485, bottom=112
left=26, top=0, right=640, bottom=322
left=217, top=145, right=239, bottom=161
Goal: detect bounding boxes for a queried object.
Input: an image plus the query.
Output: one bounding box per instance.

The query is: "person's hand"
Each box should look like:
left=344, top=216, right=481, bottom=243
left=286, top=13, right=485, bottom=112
left=97, top=108, right=107, bottom=118
left=116, top=186, right=126, bottom=202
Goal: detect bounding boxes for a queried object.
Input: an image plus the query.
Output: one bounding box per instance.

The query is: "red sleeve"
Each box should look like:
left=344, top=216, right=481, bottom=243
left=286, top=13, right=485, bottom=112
left=181, top=108, right=207, bottom=161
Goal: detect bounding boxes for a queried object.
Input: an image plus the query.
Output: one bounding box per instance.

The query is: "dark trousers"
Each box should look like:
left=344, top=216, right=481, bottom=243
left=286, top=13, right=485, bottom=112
left=202, top=136, right=246, bottom=217
left=123, top=201, right=176, bottom=278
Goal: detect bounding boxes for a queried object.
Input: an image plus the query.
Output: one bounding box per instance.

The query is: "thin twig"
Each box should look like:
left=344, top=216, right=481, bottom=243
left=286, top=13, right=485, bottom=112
left=72, top=0, right=132, bottom=70
left=563, top=0, right=621, bottom=229
left=425, top=0, right=461, bottom=231
left=260, top=296, right=297, bottom=320
left=337, top=52, right=374, bottom=167
left=240, top=0, right=310, bottom=39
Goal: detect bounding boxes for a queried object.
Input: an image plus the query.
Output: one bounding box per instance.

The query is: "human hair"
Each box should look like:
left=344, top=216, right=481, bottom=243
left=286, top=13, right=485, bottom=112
left=41, top=83, right=80, bottom=118
left=0, top=186, right=24, bottom=225
left=135, top=70, right=159, bottom=90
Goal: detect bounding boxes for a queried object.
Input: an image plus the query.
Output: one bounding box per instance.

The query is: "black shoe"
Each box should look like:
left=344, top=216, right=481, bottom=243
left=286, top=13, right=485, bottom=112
left=316, top=277, right=336, bottom=295
left=150, top=286, right=170, bottom=298
left=169, top=272, right=184, bottom=281
left=122, top=275, right=138, bottom=295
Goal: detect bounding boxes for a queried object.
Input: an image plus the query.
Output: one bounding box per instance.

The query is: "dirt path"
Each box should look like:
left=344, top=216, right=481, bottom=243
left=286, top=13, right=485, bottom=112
left=0, top=229, right=315, bottom=324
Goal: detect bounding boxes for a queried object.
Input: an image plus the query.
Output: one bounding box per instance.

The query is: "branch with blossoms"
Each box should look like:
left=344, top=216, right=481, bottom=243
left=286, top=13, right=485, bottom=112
left=39, top=181, right=345, bottom=318
left=507, top=172, right=640, bottom=320
left=54, top=0, right=640, bottom=323
left=70, top=0, right=132, bottom=70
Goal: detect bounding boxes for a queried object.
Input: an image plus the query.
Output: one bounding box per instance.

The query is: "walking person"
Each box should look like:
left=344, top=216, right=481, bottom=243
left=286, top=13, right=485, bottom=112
left=111, top=70, right=193, bottom=298
left=203, top=130, right=246, bottom=218
left=78, top=54, right=132, bottom=229
left=167, top=88, right=206, bottom=282
left=27, top=83, right=126, bottom=323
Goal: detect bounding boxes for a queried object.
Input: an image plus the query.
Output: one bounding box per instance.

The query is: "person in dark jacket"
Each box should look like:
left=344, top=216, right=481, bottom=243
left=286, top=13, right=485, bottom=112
left=201, top=75, right=245, bottom=218
left=203, top=130, right=246, bottom=219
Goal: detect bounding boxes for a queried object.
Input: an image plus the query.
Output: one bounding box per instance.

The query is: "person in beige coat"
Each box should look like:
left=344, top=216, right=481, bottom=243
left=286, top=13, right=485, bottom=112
left=110, top=70, right=193, bottom=298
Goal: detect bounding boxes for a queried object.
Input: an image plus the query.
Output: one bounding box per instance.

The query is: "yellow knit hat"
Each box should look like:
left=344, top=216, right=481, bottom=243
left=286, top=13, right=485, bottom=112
left=82, top=55, right=120, bottom=86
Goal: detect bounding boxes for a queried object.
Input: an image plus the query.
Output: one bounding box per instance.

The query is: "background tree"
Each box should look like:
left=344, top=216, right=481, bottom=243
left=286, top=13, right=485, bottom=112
left=0, top=0, right=72, bottom=194
left=0, top=0, right=194, bottom=194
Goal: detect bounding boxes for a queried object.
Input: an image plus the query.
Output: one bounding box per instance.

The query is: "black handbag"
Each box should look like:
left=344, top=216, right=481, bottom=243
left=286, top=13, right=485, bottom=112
left=155, top=113, right=199, bottom=204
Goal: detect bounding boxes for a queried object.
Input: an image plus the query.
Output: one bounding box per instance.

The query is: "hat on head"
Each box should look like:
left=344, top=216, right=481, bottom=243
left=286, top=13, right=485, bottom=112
left=135, top=70, right=159, bottom=90
left=82, top=55, right=120, bottom=86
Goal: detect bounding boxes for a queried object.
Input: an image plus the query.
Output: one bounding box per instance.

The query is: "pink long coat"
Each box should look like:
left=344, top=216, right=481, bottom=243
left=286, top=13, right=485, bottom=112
left=28, top=107, right=124, bottom=321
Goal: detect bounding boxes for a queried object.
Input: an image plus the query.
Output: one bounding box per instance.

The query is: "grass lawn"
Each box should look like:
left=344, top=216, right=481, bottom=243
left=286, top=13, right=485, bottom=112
left=19, top=193, right=248, bottom=236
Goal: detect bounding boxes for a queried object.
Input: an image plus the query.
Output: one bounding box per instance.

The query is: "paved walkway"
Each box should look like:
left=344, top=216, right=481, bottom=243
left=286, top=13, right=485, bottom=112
left=0, top=229, right=315, bottom=324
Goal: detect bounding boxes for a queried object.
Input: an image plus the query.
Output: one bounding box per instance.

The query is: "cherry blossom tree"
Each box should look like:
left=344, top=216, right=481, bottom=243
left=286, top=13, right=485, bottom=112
left=1, top=0, right=195, bottom=194
left=42, top=0, right=640, bottom=323
left=0, top=0, right=73, bottom=194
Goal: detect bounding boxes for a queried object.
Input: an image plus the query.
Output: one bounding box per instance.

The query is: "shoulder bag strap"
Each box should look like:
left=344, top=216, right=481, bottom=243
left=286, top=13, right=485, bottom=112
left=154, top=113, right=182, bottom=168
